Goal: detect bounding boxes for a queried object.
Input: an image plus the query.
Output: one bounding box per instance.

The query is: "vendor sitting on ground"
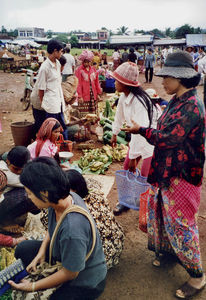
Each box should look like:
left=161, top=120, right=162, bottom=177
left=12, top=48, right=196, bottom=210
left=0, top=146, right=39, bottom=226
left=145, top=88, right=169, bottom=110
left=27, top=118, right=62, bottom=161
left=0, top=169, right=26, bottom=246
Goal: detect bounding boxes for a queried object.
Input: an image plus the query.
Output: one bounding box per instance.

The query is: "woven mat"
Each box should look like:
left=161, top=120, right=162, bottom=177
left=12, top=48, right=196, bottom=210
left=84, top=174, right=115, bottom=197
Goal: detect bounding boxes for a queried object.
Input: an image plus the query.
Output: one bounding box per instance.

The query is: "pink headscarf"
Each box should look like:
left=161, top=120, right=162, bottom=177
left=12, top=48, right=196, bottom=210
left=78, top=50, right=94, bottom=62
left=35, top=118, right=62, bottom=157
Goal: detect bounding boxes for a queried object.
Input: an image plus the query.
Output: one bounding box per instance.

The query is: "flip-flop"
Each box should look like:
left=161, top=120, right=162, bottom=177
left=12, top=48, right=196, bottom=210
left=176, top=281, right=206, bottom=299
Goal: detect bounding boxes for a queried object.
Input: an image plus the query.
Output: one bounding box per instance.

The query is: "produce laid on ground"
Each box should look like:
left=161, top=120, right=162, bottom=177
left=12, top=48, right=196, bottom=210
left=75, top=144, right=128, bottom=174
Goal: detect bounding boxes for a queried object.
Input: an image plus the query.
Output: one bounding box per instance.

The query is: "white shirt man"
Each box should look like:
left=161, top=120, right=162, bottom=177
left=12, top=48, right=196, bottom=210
left=62, top=48, right=75, bottom=80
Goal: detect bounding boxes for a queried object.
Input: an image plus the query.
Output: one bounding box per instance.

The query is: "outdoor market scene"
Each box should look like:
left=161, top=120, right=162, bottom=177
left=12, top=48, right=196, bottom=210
left=0, top=4, right=206, bottom=299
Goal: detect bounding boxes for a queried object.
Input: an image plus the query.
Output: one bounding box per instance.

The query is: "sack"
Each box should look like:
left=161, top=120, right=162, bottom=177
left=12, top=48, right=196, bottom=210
left=12, top=262, right=62, bottom=300
left=56, top=134, right=73, bottom=152
left=115, top=169, right=150, bottom=210
left=138, top=189, right=150, bottom=233
left=12, top=205, right=96, bottom=300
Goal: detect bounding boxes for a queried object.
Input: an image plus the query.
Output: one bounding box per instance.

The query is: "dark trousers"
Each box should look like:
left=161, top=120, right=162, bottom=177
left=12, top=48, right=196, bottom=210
left=15, top=240, right=106, bottom=300
left=145, top=67, right=153, bottom=82
left=32, top=107, right=46, bottom=137
left=45, top=112, right=68, bottom=140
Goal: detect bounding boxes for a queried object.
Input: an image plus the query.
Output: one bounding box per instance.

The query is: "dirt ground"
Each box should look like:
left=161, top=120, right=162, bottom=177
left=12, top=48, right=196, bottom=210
left=0, top=68, right=206, bottom=300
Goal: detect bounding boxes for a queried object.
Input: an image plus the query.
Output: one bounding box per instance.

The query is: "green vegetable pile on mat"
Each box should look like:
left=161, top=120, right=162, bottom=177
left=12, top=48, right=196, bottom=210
left=74, top=144, right=128, bottom=174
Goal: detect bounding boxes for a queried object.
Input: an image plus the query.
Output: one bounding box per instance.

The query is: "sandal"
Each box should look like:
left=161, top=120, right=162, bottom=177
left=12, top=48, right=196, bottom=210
left=176, top=281, right=206, bottom=299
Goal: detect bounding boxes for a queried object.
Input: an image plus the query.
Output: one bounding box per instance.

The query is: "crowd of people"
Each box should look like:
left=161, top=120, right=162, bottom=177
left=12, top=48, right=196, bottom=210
left=0, top=39, right=206, bottom=299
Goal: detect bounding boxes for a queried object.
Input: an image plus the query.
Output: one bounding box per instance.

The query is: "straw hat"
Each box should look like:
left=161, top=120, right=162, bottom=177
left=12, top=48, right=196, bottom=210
left=112, top=62, right=140, bottom=87
left=0, top=170, right=7, bottom=191
left=156, top=51, right=197, bottom=79
left=145, top=88, right=159, bottom=99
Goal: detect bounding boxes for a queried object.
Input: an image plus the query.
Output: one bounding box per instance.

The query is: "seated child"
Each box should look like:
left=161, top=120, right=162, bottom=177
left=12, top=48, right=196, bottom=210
left=0, top=146, right=39, bottom=226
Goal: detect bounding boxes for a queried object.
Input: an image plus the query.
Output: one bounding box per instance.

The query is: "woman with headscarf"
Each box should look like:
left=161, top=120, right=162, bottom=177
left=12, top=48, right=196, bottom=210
left=75, top=50, right=102, bottom=135
left=27, top=118, right=62, bottom=160
left=122, top=51, right=206, bottom=299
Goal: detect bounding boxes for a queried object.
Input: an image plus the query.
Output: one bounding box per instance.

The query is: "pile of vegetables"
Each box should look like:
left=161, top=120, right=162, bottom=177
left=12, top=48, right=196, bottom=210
left=75, top=144, right=128, bottom=174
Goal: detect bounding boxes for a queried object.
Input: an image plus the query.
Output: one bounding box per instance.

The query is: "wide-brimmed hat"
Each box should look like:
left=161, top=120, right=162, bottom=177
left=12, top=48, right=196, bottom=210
left=111, top=62, right=140, bottom=87
left=156, top=51, right=198, bottom=79
left=145, top=88, right=159, bottom=99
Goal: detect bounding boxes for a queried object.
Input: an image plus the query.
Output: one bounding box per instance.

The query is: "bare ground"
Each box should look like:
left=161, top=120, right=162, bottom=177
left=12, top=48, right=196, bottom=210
left=0, top=69, right=206, bottom=300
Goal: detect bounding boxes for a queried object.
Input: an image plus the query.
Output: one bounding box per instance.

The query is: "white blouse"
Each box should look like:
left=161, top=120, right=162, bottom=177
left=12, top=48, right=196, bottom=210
left=112, top=92, right=161, bottom=160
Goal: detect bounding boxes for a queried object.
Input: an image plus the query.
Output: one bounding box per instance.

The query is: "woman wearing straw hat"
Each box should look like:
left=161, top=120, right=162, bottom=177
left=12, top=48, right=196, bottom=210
left=111, top=62, right=161, bottom=215
left=122, top=51, right=206, bottom=298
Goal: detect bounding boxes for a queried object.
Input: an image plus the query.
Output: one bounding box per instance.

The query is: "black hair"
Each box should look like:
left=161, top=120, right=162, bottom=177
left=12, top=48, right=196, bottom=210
left=20, top=157, right=70, bottom=204
left=65, top=47, right=70, bottom=53
left=65, top=169, right=89, bottom=199
left=59, top=55, right=67, bottom=66
left=129, top=47, right=134, bottom=53
left=179, top=73, right=201, bottom=89
left=127, top=86, right=158, bottom=126
left=47, top=39, right=63, bottom=54
left=7, top=146, right=30, bottom=168
left=114, top=48, right=118, bottom=52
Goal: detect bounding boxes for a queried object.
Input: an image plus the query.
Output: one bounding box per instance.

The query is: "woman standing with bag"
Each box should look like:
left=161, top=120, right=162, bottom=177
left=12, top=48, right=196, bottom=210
left=9, top=157, right=107, bottom=300
left=122, top=51, right=206, bottom=299
left=110, top=62, right=161, bottom=215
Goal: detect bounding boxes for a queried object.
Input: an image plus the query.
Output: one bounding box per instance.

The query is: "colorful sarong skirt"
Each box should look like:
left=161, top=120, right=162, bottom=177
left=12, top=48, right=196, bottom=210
left=147, top=177, right=203, bottom=278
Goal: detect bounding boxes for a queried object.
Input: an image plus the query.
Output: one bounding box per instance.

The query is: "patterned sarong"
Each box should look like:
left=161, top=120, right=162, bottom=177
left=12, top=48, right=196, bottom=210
left=147, top=177, right=203, bottom=277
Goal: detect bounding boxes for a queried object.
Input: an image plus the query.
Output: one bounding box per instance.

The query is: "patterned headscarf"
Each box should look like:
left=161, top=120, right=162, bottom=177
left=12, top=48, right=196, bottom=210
left=78, top=50, right=94, bottom=62
left=35, top=118, right=62, bottom=157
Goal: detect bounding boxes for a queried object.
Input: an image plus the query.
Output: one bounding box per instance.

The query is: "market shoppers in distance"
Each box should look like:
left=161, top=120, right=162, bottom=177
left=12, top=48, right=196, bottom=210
left=144, top=48, right=155, bottom=83
left=31, top=39, right=68, bottom=139
left=110, top=62, right=161, bottom=215
left=122, top=51, right=206, bottom=299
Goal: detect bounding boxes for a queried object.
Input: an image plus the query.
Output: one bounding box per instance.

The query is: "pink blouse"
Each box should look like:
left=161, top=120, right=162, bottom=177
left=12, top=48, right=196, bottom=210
left=27, top=139, right=58, bottom=160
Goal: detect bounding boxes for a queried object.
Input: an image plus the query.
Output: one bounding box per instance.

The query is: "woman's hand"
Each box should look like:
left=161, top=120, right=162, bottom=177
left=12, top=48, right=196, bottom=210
left=8, top=279, right=33, bottom=292
left=26, top=252, right=45, bottom=273
left=128, top=159, right=136, bottom=173
left=111, top=134, right=117, bottom=148
left=121, top=120, right=141, bottom=134
left=78, top=97, right=84, bottom=104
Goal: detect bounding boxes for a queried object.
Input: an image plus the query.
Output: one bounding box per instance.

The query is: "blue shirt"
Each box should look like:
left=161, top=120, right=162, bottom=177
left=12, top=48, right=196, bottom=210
left=48, top=192, right=107, bottom=288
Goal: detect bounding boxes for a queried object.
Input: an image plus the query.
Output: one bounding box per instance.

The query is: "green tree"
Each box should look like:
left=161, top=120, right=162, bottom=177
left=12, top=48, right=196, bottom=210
left=56, top=34, right=68, bottom=44
left=69, top=35, right=79, bottom=47
left=150, top=28, right=165, bottom=38
left=117, top=26, right=129, bottom=35
left=1, top=26, right=7, bottom=33
left=194, top=27, right=202, bottom=34
left=46, top=30, right=53, bottom=38
left=175, top=24, right=194, bottom=38
left=134, top=29, right=145, bottom=34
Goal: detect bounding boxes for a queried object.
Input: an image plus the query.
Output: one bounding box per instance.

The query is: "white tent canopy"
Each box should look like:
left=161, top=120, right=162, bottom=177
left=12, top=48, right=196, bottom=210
left=8, top=39, right=41, bottom=48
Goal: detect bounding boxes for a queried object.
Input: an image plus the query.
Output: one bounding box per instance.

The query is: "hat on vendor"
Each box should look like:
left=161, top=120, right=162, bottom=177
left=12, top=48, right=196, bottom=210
left=0, top=170, right=7, bottom=190
left=145, top=88, right=160, bottom=99
left=111, top=62, right=140, bottom=87
left=78, top=50, right=94, bottom=62
left=156, top=50, right=198, bottom=79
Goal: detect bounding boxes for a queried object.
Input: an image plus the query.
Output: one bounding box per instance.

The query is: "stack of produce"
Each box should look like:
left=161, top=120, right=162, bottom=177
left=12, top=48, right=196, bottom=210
left=101, top=119, right=128, bottom=145
left=76, top=144, right=128, bottom=174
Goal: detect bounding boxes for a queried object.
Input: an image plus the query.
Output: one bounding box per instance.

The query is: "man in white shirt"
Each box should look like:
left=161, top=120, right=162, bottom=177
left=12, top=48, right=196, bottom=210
left=31, top=39, right=68, bottom=139
left=62, top=47, right=75, bottom=82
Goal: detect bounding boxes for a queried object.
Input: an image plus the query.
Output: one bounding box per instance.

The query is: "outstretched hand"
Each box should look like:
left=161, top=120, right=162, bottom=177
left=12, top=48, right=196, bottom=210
left=8, top=279, right=32, bottom=292
left=121, top=120, right=140, bottom=134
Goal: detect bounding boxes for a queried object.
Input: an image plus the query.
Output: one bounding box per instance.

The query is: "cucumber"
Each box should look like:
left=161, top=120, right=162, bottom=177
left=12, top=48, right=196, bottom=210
left=117, top=136, right=128, bottom=145
left=103, top=123, right=113, bottom=132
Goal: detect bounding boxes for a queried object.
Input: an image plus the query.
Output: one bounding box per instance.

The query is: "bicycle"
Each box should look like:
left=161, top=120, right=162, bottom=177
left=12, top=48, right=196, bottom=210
left=20, top=69, right=37, bottom=111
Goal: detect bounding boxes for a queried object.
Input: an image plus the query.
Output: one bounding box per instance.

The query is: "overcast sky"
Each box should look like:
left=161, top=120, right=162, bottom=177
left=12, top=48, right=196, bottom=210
left=1, top=0, right=205, bottom=33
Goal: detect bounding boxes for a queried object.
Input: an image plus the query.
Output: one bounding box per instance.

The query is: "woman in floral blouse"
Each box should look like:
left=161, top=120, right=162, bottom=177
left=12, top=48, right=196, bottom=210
left=122, top=51, right=206, bottom=299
